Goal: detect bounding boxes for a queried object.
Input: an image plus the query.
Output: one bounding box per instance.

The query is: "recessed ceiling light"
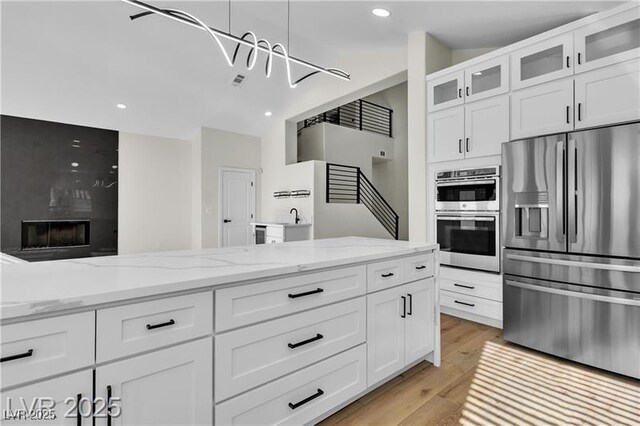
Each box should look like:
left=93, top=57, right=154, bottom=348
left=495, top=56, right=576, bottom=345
left=372, top=8, right=391, bottom=18
left=71, top=162, right=79, bottom=167
left=264, top=111, right=273, bottom=117
left=112, top=165, right=118, bottom=169
left=116, top=103, right=127, bottom=109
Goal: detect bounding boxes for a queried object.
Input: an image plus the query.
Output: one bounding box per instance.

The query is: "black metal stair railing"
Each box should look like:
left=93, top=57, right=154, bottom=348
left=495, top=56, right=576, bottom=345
left=326, top=163, right=399, bottom=240
left=303, top=99, right=393, bottom=138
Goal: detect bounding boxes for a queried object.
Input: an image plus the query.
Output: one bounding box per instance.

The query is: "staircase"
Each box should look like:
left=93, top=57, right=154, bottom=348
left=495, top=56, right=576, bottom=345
left=326, top=163, right=399, bottom=240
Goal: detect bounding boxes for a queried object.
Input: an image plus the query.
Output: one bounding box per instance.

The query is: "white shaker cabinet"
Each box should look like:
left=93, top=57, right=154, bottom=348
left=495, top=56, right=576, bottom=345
left=574, top=8, right=640, bottom=74
left=95, top=338, right=212, bottom=426
left=464, top=56, right=510, bottom=103
left=511, top=78, right=574, bottom=140
left=464, top=95, right=510, bottom=158
left=427, top=70, right=465, bottom=112
left=367, top=279, right=435, bottom=386
left=427, top=106, right=465, bottom=163
left=511, top=33, right=574, bottom=90
left=574, top=59, right=640, bottom=130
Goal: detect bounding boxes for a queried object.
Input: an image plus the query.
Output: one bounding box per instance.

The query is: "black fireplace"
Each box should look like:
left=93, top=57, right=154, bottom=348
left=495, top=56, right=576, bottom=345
left=22, top=220, right=90, bottom=249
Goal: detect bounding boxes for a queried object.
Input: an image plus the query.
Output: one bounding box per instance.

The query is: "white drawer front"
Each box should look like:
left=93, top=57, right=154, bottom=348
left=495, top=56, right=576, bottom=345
left=404, top=253, right=435, bottom=283
left=215, top=266, right=366, bottom=331
left=216, top=344, right=366, bottom=426
left=215, top=298, right=366, bottom=402
left=441, top=290, right=502, bottom=321
left=266, top=226, right=285, bottom=239
left=96, top=292, right=213, bottom=362
left=1, top=312, right=94, bottom=389
left=440, top=276, right=502, bottom=302
left=367, top=259, right=405, bottom=292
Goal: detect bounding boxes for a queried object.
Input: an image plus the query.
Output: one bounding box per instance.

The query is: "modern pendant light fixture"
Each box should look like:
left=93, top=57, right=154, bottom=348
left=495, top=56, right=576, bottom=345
left=122, top=0, right=350, bottom=88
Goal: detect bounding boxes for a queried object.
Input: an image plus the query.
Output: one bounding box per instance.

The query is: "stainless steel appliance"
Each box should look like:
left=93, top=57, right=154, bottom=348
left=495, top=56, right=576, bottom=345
left=436, top=166, right=501, bottom=273
left=502, top=122, right=640, bottom=379
left=253, top=225, right=267, bottom=245
left=436, top=166, right=500, bottom=211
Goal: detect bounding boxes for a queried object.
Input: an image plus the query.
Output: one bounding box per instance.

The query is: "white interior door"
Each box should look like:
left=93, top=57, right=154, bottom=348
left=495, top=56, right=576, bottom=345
left=220, top=168, right=256, bottom=247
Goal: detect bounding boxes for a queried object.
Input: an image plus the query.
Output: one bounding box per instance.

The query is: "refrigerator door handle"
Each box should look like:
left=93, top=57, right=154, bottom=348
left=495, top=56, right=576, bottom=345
left=505, top=253, right=640, bottom=273
left=505, top=280, right=640, bottom=307
left=568, top=139, right=578, bottom=243
left=556, top=141, right=565, bottom=240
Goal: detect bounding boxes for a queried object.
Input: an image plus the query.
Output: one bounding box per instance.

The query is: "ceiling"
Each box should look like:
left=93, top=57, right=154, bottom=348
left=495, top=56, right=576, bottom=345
left=1, top=1, right=621, bottom=139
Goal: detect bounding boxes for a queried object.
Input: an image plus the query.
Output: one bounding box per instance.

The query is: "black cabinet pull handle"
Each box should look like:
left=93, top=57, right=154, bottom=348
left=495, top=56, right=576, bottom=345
left=566, top=106, right=570, bottom=124
left=106, top=385, right=112, bottom=426
left=578, top=52, right=581, bottom=65
left=578, top=103, right=582, bottom=121
left=288, top=288, right=324, bottom=299
left=415, top=265, right=426, bottom=270
left=455, top=300, right=475, bottom=307
left=289, top=388, right=324, bottom=410
left=407, top=294, right=413, bottom=316
left=401, top=296, right=406, bottom=318
left=223, top=219, right=232, bottom=223
left=76, top=393, right=82, bottom=426
left=458, top=139, right=462, bottom=153
left=465, top=137, right=470, bottom=153
left=466, top=86, right=470, bottom=97
left=1, top=348, right=33, bottom=363
left=454, top=283, right=475, bottom=290
left=458, top=88, right=462, bottom=98
left=381, top=272, right=394, bottom=278
left=146, top=319, right=175, bottom=330
left=288, top=333, right=323, bottom=349
left=566, top=56, right=570, bottom=68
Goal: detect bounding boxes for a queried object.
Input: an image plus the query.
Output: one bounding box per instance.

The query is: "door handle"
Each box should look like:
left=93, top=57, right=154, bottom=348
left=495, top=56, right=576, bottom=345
left=415, top=265, right=426, bottom=270
left=577, top=103, right=582, bottom=121
left=401, top=296, right=406, bottom=318
left=407, top=294, right=413, bottom=315
left=223, top=219, right=232, bottom=223
left=288, top=288, right=324, bottom=298
left=454, top=300, right=475, bottom=307
left=566, top=56, right=570, bottom=68
left=288, top=389, right=324, bottom=410
left=1, top=348, right=34, bottom=363
left=458, top=139, right=462, bottom=153
left=466, top=86, right=470, bottom=97
left=146, top=319, right=175, bottom=330
left=106, top=385, right=113, bottom=426
left=566, top=106, right=570, bottom=124
left=556, top=141, right=565, bottom=239
left=578, top=52, right=581, bottom=65
left=76, top=393, right=82, bottom=426
left=506, top=280, right=640, bottom=307
left=458, top=88, right=462, bottom=98
left=288, top=333, right=324, bottom=349
left=465, top=138, right=470, bottom=153
left=381, top=272, right=394, bottom=278
left=454, top=283, right=475, bottom=290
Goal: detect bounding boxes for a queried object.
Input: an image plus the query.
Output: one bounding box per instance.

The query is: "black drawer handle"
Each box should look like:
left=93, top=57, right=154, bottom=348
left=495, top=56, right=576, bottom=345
left=288, top=333, right=324, bottom=349
left=288, top=288, right=324, bottom=299
left=415, top=265, right=426, bottom=270
left=381, top=272, right=394, bottom=278
left=146, top=319, right=175, bottom=330
left=401, top=296, right=406, bottom=318
left=407, top=293, right=413, bottom=316
left=455, top=300, right=475, bottom=307
left=454, top=283, right=475, bottom=290
left=289, top=388, right=324, bottom=410
left=1, top=348, right=33, bottom=363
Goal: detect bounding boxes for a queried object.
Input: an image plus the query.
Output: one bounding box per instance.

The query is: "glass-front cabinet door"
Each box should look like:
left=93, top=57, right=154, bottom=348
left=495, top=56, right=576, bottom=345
left=574, top=8, right=640, bottom=73
left=511, top=33, right=574, bottom=90
left=427, top=70, right=464, bottom=112
left=464, top=56, right=509, bottom=102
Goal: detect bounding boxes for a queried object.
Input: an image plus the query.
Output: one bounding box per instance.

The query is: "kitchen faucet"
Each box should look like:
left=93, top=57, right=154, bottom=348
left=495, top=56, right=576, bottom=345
left=290, top=208, right=300, bottom=224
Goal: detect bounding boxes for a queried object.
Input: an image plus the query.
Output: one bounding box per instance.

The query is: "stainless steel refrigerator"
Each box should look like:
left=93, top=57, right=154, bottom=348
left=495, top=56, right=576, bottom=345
left=502, top=122, right=640, bottom=379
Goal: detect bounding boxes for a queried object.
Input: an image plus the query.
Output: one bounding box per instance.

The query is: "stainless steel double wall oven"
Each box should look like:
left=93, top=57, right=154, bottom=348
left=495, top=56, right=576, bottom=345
left=436, top=166, right=501, bottom=273
left=502, top=122, right=640, bottom=379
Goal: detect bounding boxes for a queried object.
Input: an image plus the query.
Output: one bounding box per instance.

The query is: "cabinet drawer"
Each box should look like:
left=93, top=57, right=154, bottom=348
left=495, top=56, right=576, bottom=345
left=215, top=344, right=366, bottom=426
left=266, top=226, right=284, bottom=238
left=215, top=298, right=366, bottom=402
left=96, top=292, right=213, bottom=362
left=404, top=253, right=435, bottom=283
left=441, top=290, right=502, bottom=321
left=215, top=266, right=366, bottom=331
left=0, top=312, right=94, bottom=389
left=440, top=276, right=502, bottom=302
left=367, top=259, right=405, bottom=292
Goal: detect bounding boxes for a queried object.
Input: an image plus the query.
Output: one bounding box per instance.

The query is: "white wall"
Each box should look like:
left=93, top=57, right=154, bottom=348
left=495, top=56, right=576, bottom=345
left=196, top=127, right=261, bottom=248
left=452, top=48, right=497, bottom=65
left=118, top=132, right=192, bottom=254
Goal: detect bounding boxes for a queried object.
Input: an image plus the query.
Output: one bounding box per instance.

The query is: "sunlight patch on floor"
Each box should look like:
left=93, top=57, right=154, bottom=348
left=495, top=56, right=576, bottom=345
left=459, top=341, right=640, bottom=426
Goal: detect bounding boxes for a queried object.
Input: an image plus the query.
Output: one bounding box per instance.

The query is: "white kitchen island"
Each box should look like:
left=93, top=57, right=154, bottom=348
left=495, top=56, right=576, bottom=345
left=1, top=237, right=439, bottom=425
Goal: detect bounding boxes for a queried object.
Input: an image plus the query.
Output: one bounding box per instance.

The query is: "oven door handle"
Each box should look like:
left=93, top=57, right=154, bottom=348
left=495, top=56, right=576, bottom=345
left=436, top=216, right=496, bottom=222
left=436, top=179, right=496, bottom=187
left=505, top=280, right=640, bottom=306
left=505, top=253, right=640, bottom=273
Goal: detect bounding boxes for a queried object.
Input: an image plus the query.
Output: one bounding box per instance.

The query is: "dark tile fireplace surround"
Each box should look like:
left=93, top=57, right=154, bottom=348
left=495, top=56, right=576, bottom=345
left=1, top=115, right=118, bottom=261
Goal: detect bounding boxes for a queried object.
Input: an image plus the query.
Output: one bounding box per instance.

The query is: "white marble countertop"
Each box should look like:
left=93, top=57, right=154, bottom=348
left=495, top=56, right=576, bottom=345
left=250, top=222, right=312, bottom=228
left=1, top=237, right=437, bottom=321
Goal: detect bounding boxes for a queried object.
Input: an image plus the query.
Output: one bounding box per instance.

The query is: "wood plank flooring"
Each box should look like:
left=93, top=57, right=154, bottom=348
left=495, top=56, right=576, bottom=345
left=320, top=314, right=640, bottom=426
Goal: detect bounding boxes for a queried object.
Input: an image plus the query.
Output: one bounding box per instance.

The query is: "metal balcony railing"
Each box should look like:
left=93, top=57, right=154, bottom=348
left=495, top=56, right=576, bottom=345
left=303, top=99, right=393, bottom=138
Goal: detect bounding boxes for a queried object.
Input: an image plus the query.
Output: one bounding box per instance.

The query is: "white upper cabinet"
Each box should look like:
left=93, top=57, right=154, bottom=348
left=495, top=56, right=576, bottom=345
left=427, top=106, right=465, bottom=162
left=427, top=70, right=464, bottom=112
left=574, top=58, right=640, bottom=130
left=511, top=78, right=574, bottom=140
left=574, top=8, right=640, bottom=74
left=464, top=56, right=510, bottom=102
left=464, top=95, right=510, bottom=158
left=512, top=33, right=574, bottom=90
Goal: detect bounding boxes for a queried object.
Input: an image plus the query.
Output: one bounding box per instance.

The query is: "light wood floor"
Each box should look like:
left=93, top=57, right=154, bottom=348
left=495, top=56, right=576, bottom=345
left=320, top=314, right=640, bottom=426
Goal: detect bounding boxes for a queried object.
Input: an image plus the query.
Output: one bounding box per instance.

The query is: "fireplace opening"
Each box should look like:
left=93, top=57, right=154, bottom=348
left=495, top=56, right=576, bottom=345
left=22, top=220, right=90, bottom=250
